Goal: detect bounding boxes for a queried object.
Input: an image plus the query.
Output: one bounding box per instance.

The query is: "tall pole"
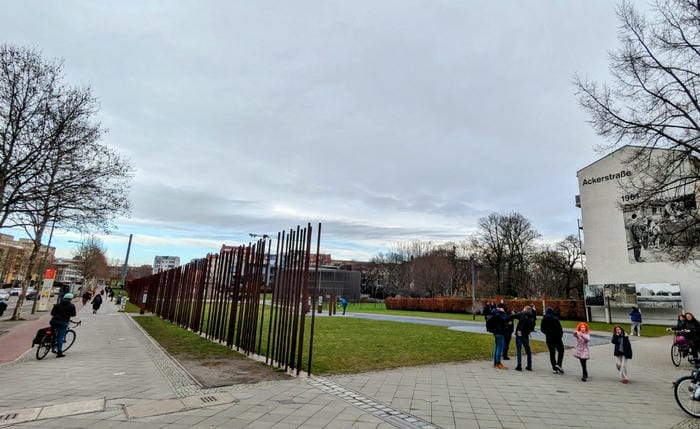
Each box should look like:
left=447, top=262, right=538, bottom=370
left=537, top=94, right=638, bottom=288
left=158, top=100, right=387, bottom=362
left=119, top=234, right=133, bottom=299
left=470, top=255, right=477, bottom=320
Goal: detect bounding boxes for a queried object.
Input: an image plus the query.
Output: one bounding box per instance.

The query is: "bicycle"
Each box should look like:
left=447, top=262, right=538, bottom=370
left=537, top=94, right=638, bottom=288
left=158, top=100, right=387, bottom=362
left=34, top=320, right=81, bottom=360
left=672, top=329, right=695, bottom=367
left=674, top=358, right=700, bottom=417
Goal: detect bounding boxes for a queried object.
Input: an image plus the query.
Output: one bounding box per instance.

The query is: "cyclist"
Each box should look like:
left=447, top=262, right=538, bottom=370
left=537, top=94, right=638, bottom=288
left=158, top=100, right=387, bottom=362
left=50, top=292, right=77, bottom=358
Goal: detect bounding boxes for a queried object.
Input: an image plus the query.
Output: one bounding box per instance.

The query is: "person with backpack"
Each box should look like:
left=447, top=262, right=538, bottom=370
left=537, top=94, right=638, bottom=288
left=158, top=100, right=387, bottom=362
left=513, top=305, right=536, bottom=371
left=50, top=292, right=77, bottom=358
left=540, top=307, right=565, bottom=374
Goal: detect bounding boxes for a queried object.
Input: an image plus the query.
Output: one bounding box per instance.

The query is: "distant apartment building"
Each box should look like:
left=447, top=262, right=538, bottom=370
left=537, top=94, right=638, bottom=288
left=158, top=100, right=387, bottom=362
left=152, top=256, right=180, bottom=274
left=0, top=233, right=56, bottom=285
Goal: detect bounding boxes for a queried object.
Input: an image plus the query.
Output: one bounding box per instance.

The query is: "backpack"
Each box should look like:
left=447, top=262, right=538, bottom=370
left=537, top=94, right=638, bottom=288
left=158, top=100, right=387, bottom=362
left=485, top=314, right=497, bottom=333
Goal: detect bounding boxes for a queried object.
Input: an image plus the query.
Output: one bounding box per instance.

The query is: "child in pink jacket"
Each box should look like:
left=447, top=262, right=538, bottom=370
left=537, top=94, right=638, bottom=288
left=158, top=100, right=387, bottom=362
left=573, top=322, right=591, bottom=381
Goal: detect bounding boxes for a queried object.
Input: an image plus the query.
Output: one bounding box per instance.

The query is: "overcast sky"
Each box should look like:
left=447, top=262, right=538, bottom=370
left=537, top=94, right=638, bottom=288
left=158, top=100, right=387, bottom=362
left=3, top=1, right=622, bottom=266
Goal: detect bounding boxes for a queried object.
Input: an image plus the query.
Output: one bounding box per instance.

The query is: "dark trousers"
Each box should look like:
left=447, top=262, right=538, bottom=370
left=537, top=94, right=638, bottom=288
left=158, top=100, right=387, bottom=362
left=546, top=338, right=564, bottom=369
left=503, top=331, right=513, bottom=357
left=579, top=358, right=588, bottom=378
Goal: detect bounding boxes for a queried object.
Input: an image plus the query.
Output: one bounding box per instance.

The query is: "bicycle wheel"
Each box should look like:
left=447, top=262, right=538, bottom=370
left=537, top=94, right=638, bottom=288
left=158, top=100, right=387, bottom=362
left=673, top=344, right=682, bottom=366
left=62, top=330, right=76, bottom=352
left=35, top=335, right=52, bottom=360
left=675, top=376, right=700, bottom=418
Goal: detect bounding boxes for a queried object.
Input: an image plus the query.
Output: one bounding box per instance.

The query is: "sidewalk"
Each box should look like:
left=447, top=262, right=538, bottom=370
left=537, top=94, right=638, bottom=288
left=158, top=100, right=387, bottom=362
left=0, top=301, right=697, bottom=428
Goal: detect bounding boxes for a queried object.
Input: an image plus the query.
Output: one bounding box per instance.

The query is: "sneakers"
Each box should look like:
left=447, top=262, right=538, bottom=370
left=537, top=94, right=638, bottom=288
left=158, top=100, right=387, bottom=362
left=495, top=363, right=507, bottom=369
left=581, top=377, right=587, bottom=382
left=554, top=366, right=564, bottom=374
left=622, top=378, right=629, bottom=384
left=515, top=366, right=522, bottom=371
left=56, top=353, right=65, bottom=358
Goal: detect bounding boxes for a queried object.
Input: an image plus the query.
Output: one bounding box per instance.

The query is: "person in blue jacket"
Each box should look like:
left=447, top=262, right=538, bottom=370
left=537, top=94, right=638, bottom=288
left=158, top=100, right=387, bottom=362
left=629, top=306, right=642, bottom=336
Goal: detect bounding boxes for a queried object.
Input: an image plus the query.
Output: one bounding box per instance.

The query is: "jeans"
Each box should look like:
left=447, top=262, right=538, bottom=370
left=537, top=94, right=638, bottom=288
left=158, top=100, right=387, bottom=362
left=493, top=335, right=504, bottom=364
left=50, top=320, right=68, bottom=353
left=516, top=334, right=532, bottom=368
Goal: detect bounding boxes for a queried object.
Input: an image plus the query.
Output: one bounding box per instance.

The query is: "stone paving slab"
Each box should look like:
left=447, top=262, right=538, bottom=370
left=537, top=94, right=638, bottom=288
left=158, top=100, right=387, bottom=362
left=0, top=301, right=699, bottom=428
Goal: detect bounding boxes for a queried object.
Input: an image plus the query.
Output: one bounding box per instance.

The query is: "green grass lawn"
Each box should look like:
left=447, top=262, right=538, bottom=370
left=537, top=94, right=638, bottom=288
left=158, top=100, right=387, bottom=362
left=134, top=301, right=670, bottom=376
left=135, top=309, right=547, bottom=375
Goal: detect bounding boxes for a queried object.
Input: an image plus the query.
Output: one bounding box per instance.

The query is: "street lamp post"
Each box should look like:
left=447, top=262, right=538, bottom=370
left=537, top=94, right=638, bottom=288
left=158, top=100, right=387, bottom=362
left=470, top=254, right=477, bottom=320
left=118, top=234, right=133, bottom=303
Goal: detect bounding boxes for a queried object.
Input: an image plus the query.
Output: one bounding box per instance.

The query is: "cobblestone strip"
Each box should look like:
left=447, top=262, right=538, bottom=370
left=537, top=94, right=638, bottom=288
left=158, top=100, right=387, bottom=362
left=308, top=377, right=440, bottom=429
left=126, top=315, right=202, bottom=398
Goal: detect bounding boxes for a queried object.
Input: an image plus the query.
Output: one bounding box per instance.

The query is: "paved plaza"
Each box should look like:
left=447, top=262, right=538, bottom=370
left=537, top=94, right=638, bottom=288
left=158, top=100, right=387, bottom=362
left=0, top=299, right=699, bottom=428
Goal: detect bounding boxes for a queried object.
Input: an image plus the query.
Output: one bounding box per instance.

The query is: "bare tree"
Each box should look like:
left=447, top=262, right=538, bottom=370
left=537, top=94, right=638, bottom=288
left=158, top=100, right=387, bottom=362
left=0, top=45, right=61, bottom=228
left=73, top=236, right=108, bottom=288
left=411, top=251, right=453, bottom=297
left=2, top=45, right=132, bottom=319
left=575, top=0, right=700, bottom=261
left=471, top=212, right=540, bottom=297
left=532, top=235, right=584, bottom=298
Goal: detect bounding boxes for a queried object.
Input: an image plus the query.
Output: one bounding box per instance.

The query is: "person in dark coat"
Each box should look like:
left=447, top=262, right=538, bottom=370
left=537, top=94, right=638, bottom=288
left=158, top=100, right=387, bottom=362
left=611, top=325, right=633, bottom=383
left=490, top=306, right=509, bottom=369
left=513, top=305, right=536, bottom=371
left=684, top=312, right=700, bottom=358
left=50, top=293, right=77, bottom=358
left=91, top=293, right=103, bottom=314
left=540, top=307, right=565, bottom=374
left=500, top=302, right=514, bottom=360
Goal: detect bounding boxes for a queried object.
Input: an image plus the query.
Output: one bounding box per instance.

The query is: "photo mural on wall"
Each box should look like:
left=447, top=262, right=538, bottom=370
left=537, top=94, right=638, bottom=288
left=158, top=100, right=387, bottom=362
left=585, top=283, right=682, bottom=309
left=622, top=192, right=698, bottom=263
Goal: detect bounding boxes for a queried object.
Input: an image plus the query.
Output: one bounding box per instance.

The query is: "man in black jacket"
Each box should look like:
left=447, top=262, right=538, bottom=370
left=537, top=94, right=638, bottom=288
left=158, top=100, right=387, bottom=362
left=540, top=307, right=565, bottom=374
left=514, top=305, right=536, bottom=371
left=50, top=293, right=77, bottom=358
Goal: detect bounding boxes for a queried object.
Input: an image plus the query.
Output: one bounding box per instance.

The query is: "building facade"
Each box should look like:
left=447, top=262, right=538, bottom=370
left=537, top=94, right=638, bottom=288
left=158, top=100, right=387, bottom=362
left=577, top=145, right=699, bottom=323
left=0, top=233, right=56, bottom=285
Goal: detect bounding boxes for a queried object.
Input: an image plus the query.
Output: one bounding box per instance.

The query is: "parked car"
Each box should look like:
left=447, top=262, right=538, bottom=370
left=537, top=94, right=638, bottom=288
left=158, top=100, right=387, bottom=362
left=0, top=290, right=9, bottom=301
left=9, top=287, right=21, bottom=296
left=25, top=288, right=38, bottom=300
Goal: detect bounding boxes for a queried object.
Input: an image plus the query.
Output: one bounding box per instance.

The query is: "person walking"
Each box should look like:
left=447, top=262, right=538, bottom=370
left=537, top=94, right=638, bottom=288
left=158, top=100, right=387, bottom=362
left=513, top=305, right=535, bottom=371
left=82, top=290, right=91, bottom=306
left=50, top=292, right=77, bottom=358
left=540, top=307, right=565, bottom=374
left=573, top=322, right=591, bottom=381
left=91, top=292, right=103, bottom=314
left=629, top=306, right=642, bottom=336
left=611, top=325, right=633, bottom=383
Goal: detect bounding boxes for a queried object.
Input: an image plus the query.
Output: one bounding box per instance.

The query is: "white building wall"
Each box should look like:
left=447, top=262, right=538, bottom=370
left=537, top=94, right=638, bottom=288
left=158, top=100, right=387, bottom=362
left=577, top=146, right=700, bottom=323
